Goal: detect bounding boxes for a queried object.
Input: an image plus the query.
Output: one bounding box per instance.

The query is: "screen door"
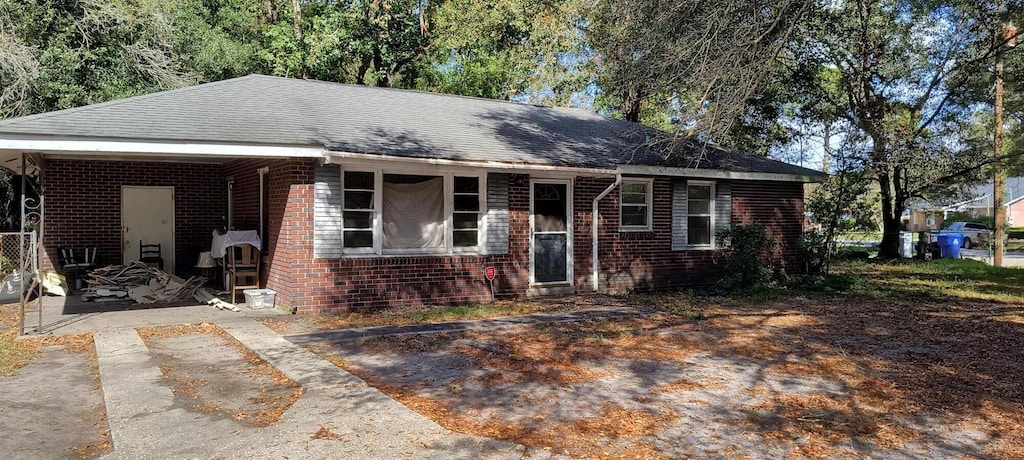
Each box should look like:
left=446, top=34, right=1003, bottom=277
left=532, top=181, right=570, bottom=284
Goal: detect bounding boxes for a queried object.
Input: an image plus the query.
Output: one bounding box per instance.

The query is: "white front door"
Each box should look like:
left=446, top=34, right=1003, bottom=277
left=122, top=186, right=175, bottom=273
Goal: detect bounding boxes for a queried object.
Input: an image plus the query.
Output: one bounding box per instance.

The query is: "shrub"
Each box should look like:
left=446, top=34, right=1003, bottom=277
left=791, top=273, right=862, bottom=292
left=797, top=230, right=830, bottom=275
left=715, top=223, right=776, bottom=292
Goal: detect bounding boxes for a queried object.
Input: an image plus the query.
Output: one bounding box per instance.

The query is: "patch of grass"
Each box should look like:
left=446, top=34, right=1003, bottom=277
left=836, top=231, right=883, bottom=242
left=0, top=303, right=39, bottom=376
left=834, top=258, right=1024, bottom=302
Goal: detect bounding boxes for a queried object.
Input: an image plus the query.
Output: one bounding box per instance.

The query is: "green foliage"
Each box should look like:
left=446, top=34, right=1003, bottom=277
left=715, top=223, right=777, bottom=292
left=836, top=258, right=1024, bottom=303
left=0, top=0, right=586, bottom=112
left=796, top=230, right=828, bottom=275
left=790, top=273, right=861, bottom=293
left=805, top=165, right=874, bottom=270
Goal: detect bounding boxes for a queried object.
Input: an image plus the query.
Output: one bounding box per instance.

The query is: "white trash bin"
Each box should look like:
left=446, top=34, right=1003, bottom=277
left=898, top=232, right=914, bottom=258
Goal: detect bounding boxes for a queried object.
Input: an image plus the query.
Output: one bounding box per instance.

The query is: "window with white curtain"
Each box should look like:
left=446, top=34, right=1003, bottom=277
left=341, top=169, right=483, bottom=254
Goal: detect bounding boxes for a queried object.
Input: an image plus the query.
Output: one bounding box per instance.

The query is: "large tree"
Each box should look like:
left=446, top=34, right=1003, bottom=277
left=590, top=0, right=1023, bottom=258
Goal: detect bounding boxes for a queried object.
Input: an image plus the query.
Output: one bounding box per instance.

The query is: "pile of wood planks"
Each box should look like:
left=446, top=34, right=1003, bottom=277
left=82, top=261, right=208, bottom=304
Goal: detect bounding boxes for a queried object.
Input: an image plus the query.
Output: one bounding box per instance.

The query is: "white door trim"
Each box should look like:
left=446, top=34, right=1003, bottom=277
left=121, top=185, right=175, bottom=273
left=529, top=178, right=574, bottom=287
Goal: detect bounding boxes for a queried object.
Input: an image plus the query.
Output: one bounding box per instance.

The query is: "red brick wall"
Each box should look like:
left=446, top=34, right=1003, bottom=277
left=573, top=177, right=806, bottom=293
left=42, top=158, right=806, bottom=312
left=222, top=158, right=315, bottom=306
left=731, top=180, right=806, bottom=272
left=269, top=172, right=805, bottom=313
left=286, top=173, right=532, bottom=314
left=42, top=159, right=223, bottom=275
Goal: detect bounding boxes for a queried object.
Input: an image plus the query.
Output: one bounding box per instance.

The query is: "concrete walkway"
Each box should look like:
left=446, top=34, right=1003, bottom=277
left=21, top=294, right=284, bottom=336
left=285, top=306, right=645, bottom=346
left=94, top=317, right=533, bottom=460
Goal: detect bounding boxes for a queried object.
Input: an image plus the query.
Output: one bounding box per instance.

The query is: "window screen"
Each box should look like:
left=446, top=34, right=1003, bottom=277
left=687, top=184, right=713, bottom=245
left=620, top=181, right=651, bottom=229
left=343, top=171, right=374, bottom=248
left=453, top=176, right=481, bottom=247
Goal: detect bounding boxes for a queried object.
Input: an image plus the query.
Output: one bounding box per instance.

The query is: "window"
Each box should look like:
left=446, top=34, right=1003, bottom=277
left=342, top=171, right=375, bottom=251
left=341, top=169, right=483, bottom=254
left=453, top=176, right=481, bottom=247
left=687, top=182, right=714, bottom=246
left=620, top=179, right=652, bottom=231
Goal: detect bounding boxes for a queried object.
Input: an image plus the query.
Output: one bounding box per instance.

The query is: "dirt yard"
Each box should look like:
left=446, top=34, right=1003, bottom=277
left=309, top=294, right=1024, bottom=459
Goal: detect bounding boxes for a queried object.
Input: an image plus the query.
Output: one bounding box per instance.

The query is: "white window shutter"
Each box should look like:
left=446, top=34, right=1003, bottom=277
left=313, top=164, right=343, bottom=258
left=483, top=173, right=510, bottom=255
left=714, top=181, right=732, bottom=246
left=672, top=180, right=687, bottom=250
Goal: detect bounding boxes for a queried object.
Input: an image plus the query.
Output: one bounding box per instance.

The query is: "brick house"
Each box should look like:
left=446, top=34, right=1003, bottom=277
left=0, top=75, right=824, bottom=314
left=905, top=177, right=1024, bottom=232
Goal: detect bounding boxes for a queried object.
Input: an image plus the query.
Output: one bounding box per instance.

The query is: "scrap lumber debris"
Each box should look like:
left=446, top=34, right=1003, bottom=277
left=83, top=261, right=209, bottom=304
left=193, top=287, right=241, bottom=312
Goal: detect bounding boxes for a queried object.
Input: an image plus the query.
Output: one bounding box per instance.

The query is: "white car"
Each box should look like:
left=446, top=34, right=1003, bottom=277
left=942, top=222, right=992, bottom=249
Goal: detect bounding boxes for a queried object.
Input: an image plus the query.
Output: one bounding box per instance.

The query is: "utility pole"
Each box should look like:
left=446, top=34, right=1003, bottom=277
left=994, top=22, right=1016, bottom=267
left=994, top=40, right=1004, bottom=267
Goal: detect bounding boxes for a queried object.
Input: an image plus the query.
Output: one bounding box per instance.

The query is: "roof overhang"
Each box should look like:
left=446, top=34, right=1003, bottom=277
left=0, top=134, right=827, bottom=183
left=617, top=165, right=827, bottom=183
left=324, top=150, right=619, bottom=176
left=0, top=135, right=326, bottom=173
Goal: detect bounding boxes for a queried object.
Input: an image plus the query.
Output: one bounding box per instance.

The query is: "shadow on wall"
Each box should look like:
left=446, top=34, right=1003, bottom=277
left=603, top=257, right=655, bottom=293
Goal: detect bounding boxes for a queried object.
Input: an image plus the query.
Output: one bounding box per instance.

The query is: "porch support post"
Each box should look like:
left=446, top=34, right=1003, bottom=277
left=17, top=152, right=25, bottom=336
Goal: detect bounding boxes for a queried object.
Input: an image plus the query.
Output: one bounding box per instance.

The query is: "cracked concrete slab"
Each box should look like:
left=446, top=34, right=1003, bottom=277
left=93, top=320, right=529, bottom=459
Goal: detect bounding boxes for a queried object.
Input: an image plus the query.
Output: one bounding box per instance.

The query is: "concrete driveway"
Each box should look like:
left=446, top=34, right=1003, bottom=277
left=6, top=298, right=537, bottom=459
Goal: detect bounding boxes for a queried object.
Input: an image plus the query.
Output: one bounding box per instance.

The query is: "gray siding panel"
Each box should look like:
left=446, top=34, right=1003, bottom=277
left=715, top=181, right=732, bottom=246
left=672, top=180, right=688, bottom=251
left=484, top=173, right=510, bottom=255
left=313, top=164, right=343, bottom=258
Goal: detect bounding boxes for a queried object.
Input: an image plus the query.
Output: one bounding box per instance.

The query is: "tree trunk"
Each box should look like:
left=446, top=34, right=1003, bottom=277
left=291, top=0, right=307, bottom=78
left=873, top=137, right=902, bottom=259
left=622, top=85, right=642, bottom=123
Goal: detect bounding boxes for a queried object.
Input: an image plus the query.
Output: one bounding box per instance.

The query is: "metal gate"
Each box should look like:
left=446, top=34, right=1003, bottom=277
left=13, top=152, right=44, bottom=335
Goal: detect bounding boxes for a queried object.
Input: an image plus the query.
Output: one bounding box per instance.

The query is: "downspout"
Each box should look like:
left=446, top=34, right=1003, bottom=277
left=592, top=174, right=622, bottom=292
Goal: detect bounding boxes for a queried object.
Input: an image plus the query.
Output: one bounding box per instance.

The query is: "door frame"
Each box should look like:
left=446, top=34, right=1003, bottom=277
left=121, top=185, right=175, bottom=273
left=529, top=178, right=573, bottom=287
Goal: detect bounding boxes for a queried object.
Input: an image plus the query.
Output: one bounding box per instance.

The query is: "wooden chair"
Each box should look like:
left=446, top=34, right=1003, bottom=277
left=227, top=243, right=260, bottom=304
left=58, top=247, right=97, bottom=289
left=58, top=246, right=83, bottom=279
left=139, top=241, right=163, bottom=270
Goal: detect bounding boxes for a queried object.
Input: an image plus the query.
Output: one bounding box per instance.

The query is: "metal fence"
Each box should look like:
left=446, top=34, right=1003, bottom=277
left=0, top=232, right=40, bottom=335
left=0, top=232, right=36, bottom=276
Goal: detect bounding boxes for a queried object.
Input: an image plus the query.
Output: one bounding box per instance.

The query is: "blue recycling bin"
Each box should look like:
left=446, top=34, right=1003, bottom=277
left=937, top=233, right=962, bottom=259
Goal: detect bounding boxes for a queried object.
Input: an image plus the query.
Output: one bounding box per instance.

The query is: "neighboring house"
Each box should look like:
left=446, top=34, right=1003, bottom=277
left=0, top=75, right=824, bottom=314
left=905, top=178, right=1024, bottom=231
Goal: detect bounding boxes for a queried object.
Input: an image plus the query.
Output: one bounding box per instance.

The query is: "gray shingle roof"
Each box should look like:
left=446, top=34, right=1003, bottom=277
left=907, top=177, right=1024, bottom=210
left=0, top=74, right=824, bottom=177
